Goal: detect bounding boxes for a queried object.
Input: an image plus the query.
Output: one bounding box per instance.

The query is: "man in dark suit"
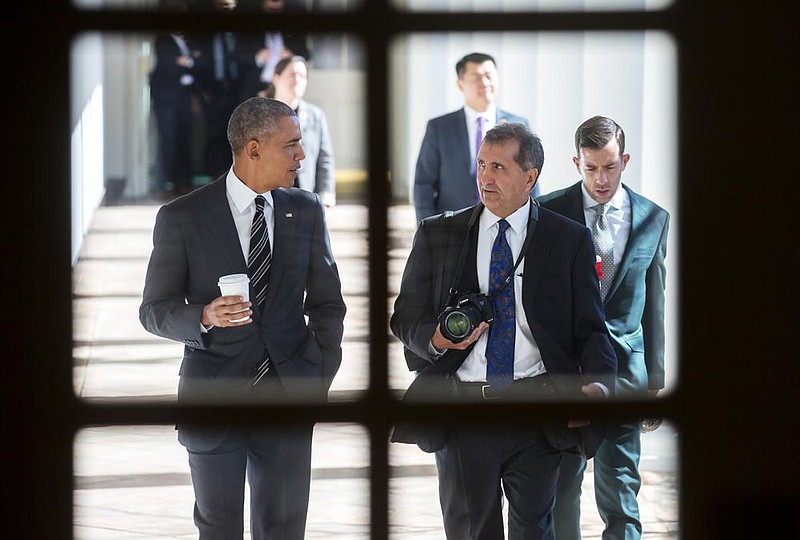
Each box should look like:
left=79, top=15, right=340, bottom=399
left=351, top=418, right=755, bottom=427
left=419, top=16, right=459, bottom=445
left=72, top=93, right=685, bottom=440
left=538, top=116, right=669, bottom=540
left=192, top=1, right=242, bottom=180
left=392, top=123, right=617, bottom=539
left=140, top=97, right=346, bottom=540
left=149, top=31, right=199, bottom=198
left=235, top=0, right=312, bottom=101
left=413, top=52, right=538, bottom=223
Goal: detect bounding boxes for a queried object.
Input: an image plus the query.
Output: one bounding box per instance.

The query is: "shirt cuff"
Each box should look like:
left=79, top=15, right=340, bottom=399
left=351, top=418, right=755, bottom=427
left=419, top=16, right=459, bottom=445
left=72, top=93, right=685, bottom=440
left=427, top=341, right=445, bottom=360
left=590, top=381, right=610, bottom=397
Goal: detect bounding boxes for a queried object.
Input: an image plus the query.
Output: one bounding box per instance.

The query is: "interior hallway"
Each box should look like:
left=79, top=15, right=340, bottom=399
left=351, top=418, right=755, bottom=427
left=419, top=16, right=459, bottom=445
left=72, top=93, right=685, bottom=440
left=71, top=201, right=678, bottom=538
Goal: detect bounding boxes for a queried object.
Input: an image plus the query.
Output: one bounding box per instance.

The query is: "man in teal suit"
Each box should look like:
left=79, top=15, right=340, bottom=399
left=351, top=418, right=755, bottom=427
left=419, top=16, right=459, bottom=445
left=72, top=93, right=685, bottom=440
left=537, top=116, right=670, bottom=539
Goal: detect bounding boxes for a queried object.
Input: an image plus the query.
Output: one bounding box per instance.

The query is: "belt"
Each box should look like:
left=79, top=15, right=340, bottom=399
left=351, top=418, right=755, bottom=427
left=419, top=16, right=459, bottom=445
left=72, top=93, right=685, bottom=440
left=454, top=374, right=554, bottom=401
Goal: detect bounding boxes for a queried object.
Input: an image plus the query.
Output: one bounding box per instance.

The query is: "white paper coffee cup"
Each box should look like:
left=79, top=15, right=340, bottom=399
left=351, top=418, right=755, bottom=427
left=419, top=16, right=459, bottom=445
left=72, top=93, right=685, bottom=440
left=218, top=273, right=250, bottom=300
left=218, top=274, right=251, bottom=322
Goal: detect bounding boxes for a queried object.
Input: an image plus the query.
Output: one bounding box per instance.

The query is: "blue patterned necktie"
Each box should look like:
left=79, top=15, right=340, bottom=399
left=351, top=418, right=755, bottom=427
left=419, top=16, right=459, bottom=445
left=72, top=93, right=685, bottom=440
left=486, top=219, right=515, bottom=388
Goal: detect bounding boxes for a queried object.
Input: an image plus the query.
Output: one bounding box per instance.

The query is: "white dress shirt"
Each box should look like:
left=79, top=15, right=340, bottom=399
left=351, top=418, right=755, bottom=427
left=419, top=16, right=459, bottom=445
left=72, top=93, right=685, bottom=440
left=226, top=169, right=275, bottom=258
left=259, top=31, right=285, bottom=83
left=456, top=201, right=547, bottom=382
left=581, top=183, right=631, bottom=266
left=171, top=34, right=195, bottom=86
left=202, top=171, right=274, bottom=332
left=464, top=104, right=497, bottom=173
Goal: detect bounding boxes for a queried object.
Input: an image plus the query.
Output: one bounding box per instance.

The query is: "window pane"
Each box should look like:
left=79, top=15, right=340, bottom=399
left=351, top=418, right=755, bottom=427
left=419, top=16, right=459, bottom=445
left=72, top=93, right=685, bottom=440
left=389, top=31, right=679, bottom=400
left=74, top=423, right=371, bottom=537
left=394, top=0, right=674, bottom=12
left=71, top=0, right=362, bottom=13
left=389, top=419, right=679, bottom=537
left=71, top=32, right=368, bottom=402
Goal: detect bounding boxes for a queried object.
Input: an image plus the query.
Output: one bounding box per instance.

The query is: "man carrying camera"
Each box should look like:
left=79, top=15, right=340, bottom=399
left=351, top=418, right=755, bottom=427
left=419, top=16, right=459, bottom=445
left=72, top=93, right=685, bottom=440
left=391, top=123, right=617, bottom=540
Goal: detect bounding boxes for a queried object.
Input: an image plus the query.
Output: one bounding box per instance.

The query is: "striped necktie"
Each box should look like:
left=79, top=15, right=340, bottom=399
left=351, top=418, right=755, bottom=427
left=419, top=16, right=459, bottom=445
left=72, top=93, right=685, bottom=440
left=248, top=195, right=272, bottom=306
left=249, top=195, right=272, bottom=385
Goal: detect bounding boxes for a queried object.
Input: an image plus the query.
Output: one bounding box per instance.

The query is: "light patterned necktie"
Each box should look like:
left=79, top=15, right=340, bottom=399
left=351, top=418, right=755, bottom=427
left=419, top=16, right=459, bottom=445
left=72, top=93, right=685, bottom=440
left=593, top=203, right=616, bottom=299
left=485, top=219, right=515, bottom=389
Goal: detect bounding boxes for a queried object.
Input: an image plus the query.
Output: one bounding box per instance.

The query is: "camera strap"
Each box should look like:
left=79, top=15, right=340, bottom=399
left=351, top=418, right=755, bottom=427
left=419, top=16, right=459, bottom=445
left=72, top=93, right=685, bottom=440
left=446, top=199, right=540, bottom=305
left=495, top=200, right=539, bottom=297
left=446, top=203, right=485, bottom=307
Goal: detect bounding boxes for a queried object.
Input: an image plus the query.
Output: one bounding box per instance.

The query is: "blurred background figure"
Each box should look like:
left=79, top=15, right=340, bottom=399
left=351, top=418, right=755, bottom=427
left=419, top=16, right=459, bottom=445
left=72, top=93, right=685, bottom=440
left=236, top=0, right=312, bottom=101
left=149, top=0, right=199, bottom=199
left=272, top=56, right=336, bottom=206
left=193, top=0, right=241, bottom=180
left=412, top=52, right=533, bottom=223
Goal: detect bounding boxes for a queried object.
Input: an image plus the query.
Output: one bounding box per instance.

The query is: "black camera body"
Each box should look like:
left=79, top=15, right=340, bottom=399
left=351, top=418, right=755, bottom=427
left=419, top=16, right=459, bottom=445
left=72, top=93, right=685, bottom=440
left=438, top=292, right=494, bottom=343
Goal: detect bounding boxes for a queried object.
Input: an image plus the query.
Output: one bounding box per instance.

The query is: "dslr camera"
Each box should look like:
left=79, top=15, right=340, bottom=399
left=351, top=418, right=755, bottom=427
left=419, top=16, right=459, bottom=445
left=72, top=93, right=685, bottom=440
left=438, top=292, right=494, bottom=343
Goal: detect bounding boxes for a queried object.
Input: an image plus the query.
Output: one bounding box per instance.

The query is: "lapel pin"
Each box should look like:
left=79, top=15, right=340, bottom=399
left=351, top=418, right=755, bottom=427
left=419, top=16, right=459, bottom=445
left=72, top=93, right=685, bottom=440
left=285, top=212, right=293, bottom=218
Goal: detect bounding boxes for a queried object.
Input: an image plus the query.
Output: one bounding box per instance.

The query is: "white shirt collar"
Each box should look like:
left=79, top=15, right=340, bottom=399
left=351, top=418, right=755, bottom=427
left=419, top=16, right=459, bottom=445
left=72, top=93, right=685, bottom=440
left=225, top=168, right=274, bottom=214
left=479, top=199, right=530, bottom=235
left=580, top=182, right=628, bottom=212
left=464, top=103, right=497, bottom=125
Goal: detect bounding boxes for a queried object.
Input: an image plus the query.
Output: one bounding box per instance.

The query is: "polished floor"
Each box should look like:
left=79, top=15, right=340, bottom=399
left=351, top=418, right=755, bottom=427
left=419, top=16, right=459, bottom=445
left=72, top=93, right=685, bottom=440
left=72, top=201, right=678, bottom=539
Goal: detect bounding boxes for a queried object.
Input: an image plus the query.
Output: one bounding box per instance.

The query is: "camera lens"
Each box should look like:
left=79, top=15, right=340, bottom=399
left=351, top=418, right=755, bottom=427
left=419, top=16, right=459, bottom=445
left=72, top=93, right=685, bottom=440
left=443, top=311, right=472, bottom=341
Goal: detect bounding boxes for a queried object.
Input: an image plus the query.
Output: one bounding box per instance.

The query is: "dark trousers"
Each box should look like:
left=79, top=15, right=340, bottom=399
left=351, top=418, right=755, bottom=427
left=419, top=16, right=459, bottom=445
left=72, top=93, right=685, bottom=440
left=187, top=424, right=313, bottom=540
left=201, top=84, right=239, bottom=179
left=154, top=94, right=194, bottom=192
left=184, top=369, right=313, bottom=540
left=553, top=422, right=642, bottom=540
left=438, top=423, right=563, bottom=540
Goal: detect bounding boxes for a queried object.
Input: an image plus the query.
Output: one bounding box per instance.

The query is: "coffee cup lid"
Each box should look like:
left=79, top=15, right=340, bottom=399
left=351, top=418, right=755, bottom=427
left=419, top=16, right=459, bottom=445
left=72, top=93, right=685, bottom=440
left=218, top=273, right=250, bottom=285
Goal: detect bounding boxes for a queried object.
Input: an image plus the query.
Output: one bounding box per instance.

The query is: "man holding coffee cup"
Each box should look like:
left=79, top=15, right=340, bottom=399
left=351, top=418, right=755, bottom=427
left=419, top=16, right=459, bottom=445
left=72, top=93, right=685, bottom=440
left=140, top=97, right=346, bottom=540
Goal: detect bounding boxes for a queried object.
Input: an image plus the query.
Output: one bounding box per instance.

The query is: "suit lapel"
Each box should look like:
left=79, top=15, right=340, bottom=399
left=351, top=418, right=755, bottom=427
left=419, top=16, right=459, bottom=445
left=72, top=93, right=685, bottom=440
left=454, top=108, right=472, bottom=178
left=202, top=178, right=247, bottom=270
left=496, top=109, right=511, bottom=125
left=605, top=185, right=648, bottom=301
left=563, top=182, right=587, bottom=226
left=261, top=189, right=295, bottom=313
left=521, top=211, right=553, bottom=318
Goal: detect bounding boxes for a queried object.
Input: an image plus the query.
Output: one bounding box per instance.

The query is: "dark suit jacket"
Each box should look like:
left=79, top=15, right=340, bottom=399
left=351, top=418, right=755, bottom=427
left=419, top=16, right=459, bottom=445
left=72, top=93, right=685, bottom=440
left=390, top=203, right=617, bottom=453
left=413, top=108, right=538, bottom=223
left=149, top=34, right=197, bottom=109
left=538, top=182, right=669, bottom=395
left=192, top=32, right=241, bottom=97
left=140, top=178, right=346, bottom=450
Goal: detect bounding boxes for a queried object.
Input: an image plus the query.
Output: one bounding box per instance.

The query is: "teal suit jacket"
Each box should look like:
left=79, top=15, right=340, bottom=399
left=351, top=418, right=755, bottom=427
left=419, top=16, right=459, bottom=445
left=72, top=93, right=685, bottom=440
left=538, top=182, right=669, bottom=395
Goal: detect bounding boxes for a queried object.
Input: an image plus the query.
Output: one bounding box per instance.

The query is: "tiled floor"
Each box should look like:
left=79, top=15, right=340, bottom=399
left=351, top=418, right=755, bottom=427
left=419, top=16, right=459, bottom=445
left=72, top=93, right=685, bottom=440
left=72, top=202, right=678, bottom=538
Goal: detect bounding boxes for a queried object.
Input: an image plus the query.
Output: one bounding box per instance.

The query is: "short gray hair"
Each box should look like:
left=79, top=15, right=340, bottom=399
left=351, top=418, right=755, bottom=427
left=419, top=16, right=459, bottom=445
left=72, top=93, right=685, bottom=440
left=482, top=122, right=545, bottom=174
left=227, top=97, right=297, bottom=153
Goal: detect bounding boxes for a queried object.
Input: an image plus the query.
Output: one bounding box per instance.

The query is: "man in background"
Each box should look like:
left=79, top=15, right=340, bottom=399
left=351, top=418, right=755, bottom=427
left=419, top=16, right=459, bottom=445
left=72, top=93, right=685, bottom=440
left=193, top=0, right=242, bottom=180
left=236, top=0, right=311, bottom=100
left=413, top=52, right=537, bottom=223
left=149, top=19, right=199, bottom=199
left=538, top=115, right=669, bottom=539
